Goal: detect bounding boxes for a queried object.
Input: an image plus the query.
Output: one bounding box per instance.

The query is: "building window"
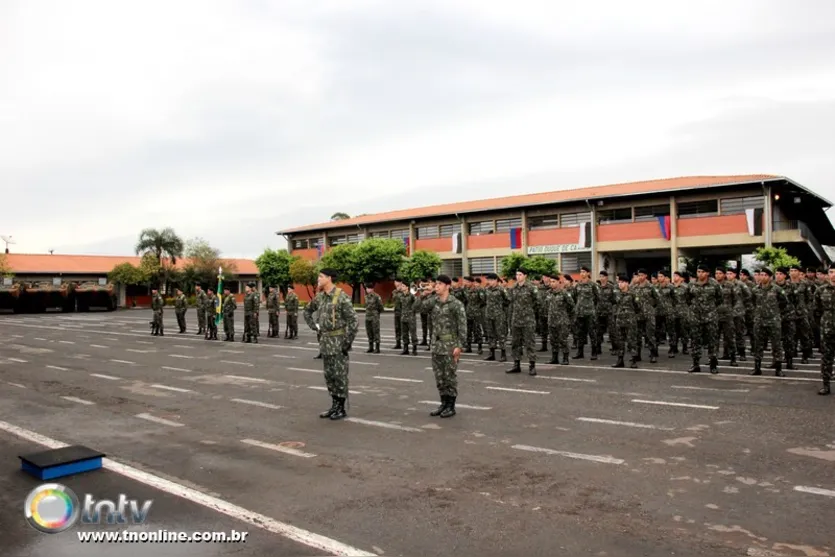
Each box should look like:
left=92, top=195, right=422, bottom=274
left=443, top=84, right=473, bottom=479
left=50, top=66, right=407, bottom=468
left=468, top=221, right=494, bottom=235
left=439, top=223, right=462, bottom=237
left=528, top=215, right=559, bottom=230
left=678, top=200, right=718, bottom=218
left=560, top=212, right=591, bottom=227
left=292, top=239, right=309, bottom=249
left=390, top=229, right=409, bottom=240
left=416, top=225, right=439, bottom=239
left=469, top=257, right=495, bottom=274
left=561, top=252, right=591, bottom=273
left=495, top=217, right=522, bottom=232
left=441, top=259, right=463, bottom=278
left=720, top=195, right=764, bottom=215
left=329, top=235, right=346, bottom=246
left=370, top=231, right=389, bottom=238
left=346, top=233, right=364, bottom=244
left=634, top=204, right=671, bottom=222
left=597, top=208, right=633, bottom=224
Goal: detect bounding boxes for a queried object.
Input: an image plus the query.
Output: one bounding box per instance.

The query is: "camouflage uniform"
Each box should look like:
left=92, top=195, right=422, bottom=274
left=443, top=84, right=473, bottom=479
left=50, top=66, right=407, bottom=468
left=814, top=280, right=835, bottom=394
left=547, top=286, right=574, bottom=364
left=419, top=292, right=431, bottom=346
left=391, top=289, right=403, bottom=349
left=243, top=290, right=257, bottom=342
left=775, top=278, right=798, bottom=366
left=655, top=282, right=674, bottom=346
left=507, top=280, right=538, bottom=374
left=572, top=280, right=599, bottom=359
left=484, top=284, right=509, bottom=360
left=364, top=290, right=383, bottom=352
left=223, top=292, right=237, bottom=340
left=741, top=278, right=756, bottom=340
left=304, top=286, right=358, bottom=419
left=717, top=280, right=738, bottom=364
left=400, top=288, right=419, bottom=354
left=596, top=281, right=616, bottom=354
left=536, top=285, right=550, bottom=351
left=204, top=293, right=218, bottom=340
left=688, top=278, right=722, bottom=373
left=791, top=279, right=814, bottom=362
left=151, top=292, right=164, bottom=336
left=284, top=291, right=299, bottom=338
left=731, top=280, right=750, bottom=360
left=669, top=282, right=691, bottom=356
left=428, top=294, right=468, bottom=417
left=612, top=287, right=640, bottom=366
left=465, top=287, right=485, bottom=353
left=630, top=281, right=659, bottom=361
left=266, top=290, right=280, bottom=337
left=195, top=288, right=207, bottom=334
left=174, top=292, right=187, bottom=333
left=752, top=281, right=787, bottom=374
left=811, top=276, right=823, bottom=349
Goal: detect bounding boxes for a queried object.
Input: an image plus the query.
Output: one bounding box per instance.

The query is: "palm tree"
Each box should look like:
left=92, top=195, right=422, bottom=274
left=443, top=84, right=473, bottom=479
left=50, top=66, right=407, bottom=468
left=135, top=228, right=184, bottom=292
left=331, top=212, right=351, bottom=220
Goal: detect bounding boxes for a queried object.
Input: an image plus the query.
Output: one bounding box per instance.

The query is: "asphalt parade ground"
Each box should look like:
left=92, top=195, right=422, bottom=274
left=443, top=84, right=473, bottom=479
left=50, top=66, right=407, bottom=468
left=0, top=310, right=833, bottom=557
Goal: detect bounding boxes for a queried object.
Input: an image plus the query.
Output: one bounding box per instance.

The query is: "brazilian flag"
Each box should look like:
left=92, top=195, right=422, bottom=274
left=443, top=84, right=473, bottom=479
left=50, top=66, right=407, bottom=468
left=215, top=266, right=223, bottom=325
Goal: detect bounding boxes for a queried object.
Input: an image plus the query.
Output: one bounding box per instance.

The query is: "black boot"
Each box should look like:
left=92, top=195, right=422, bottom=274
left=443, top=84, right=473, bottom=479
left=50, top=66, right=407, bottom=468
left=738, top=348, right=747, bottom=362
left=682, top=344, right=689, bottom=355
left=528, top=361, right=536, bottom=376
left=499, top=349, right=507, bottom=362
left=612, top=355, right=624, bottom=368
left=440, top=396, right=456, bottom=418
left=590, top=346, right=598, bottom=361
left=629, top=356, right=638, bottom=369
left=477, top=343, right=483, bottom=355
left=400, top=347, right=409, bottom=355
left=465, top=346, right=473, bottom=353
left=819, top=383, right=831, bottom=395
left=393, top=342, right=401, bottom=350
left=561, top=352, right=569, bottom=365
left=688, top=360, right=701, bottom=373
left=729, top=354, right=738, bottom=367
left=484, top=349, right=496, bottom=361
left=709, top=356, right=718, bottom=374
left=329, top=397, right=347, bottom=420
left=375, top=342, right=380, bottom=354
left=649, top=349, right=657, bottom=364
left=314, top=353, right=322, bottom=359
left=319, top=396, right=338, bottom=418
left=506, top=360, right=521, bottom=374
left=786, top=357, right=794, bottom=370
left=411, top=345, right=417, bottom=355
left=430, top=396, right=448, bottom=416
left=751, top=359, right=762, bottom=375
left=366, top=342, right=374, bottom=353
left=539, top=340, right=548, bottom=352
left=668, top=344, right=676, bottom=358
left=775, top=361, right=785, bottom=377
left=549, top=351, right=559, bottom=364
left=572, top=346, right=584, bottom=359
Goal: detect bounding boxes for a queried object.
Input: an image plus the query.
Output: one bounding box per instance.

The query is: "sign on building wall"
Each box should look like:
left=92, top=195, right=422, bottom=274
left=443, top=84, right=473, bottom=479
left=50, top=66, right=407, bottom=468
left=98, top=278, right=107, bottom=286
left=527, top=244, right=591, bottom=255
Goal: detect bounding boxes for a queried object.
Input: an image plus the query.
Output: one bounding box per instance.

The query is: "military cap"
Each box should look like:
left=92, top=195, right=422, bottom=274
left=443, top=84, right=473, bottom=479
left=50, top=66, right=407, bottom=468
left=248, top=282, right=257, bottom=288
left=452, top=277, right=459, bottom=283
left=617, top=273, right=629, bottom=283
left=564, top=274, right=574, bottom=282
left=637, top=268, right=648, bottom=275
left=697, top=264, right=710, bottom=272
left=599, top=270, right=608, bottom=277
left=673, top=270, right=682, bottom=278
left=760, top=267, right=774, bottom=276
left=789, top=264, right=802, bottom=271
left=740, top=269, right=751, bottom=277
left=463, top=276, right=474, bottom=281
left=580, top=265, right=590, bottom=272
left=485, top=272, right=498, bottom=280
left=364, top=282, right=375, bottom=288
left=726, top=268, right=737, bottom=275
left=319, top=268, right=338, bottom=279
left=651, top=272, right=658, bottom=278
left=474, top=277, right=482, bottom=283
left=776, top=266, right=789, bottom=275
left=516, top=269, right=528, bottom=276
left=287, top=284, right=294, bottom=290
left=436, top=274, right=452, bottom=285
left=807, top=266, right=817, bottom=273
left=829, top=263, right=835, bottom=271
left=714, top=266, right=726, bottom=273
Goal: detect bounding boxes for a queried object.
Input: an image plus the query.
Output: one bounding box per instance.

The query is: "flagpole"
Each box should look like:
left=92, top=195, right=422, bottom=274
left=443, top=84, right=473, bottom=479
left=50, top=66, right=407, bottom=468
left=216, top=266, right=223, bottom=325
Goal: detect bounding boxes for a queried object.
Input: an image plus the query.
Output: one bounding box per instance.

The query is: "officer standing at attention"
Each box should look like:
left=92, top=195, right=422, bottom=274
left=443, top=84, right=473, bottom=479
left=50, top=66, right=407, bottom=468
left=507, top=269, right=538, bottom=376
left=597, top=271, right=616, bottom=355
left=174, top=288, right=187, bottom=333
left=546, top=273, right=574, bottom=365
left=151, top=288, right=164, bottom=336
left=304, top=268, right=358, bottom=420
left=194, top=285, right=207, bottom=336
left=364, top=282, right=383, bottom=353
left=243, top=283, right=258, bottom=343
left=266, top=286, right=280, bottom=338
left=204, top=288, right=219, bottom=340
left=751, top=267, right=787, bottom=377
left=391, top=280, right=403, bottom=350
left=426, top=275, right=467, bottom=418
left=688, top=264, right=722, bottom=374
left=612, top=273, right=640, bottom=369
left=813, top=263, right=835, bottom=395
left=284, top=285, right=299, bottom=339
left=222, top=286, right=236, bottom=341
left=483, top=273, right=509, bottom=362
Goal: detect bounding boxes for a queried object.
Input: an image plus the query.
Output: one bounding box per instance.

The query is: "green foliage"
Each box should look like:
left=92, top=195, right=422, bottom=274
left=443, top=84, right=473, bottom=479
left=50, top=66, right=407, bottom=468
left=499, top=253, right=556, bottom=279
left=139, top=253, right=162, bottom=287
left=135, top=227, right=185, bottom=265
left=331, top=212, right=351, bottom=220
left=255, top=249, right=296, bottom=293
left=289, top=258, right=319, bottom=300
left=352, top=239, right=407, bottom=284
left=0, top=253, right=14, bottom=277
left=499, top=253, right=528, bottom=278
left=399, top=250, right=442, bottom=284
left=108, top=262, right=147, bottom=285
left=754, top=246, right=800, bottom=269
left=178, top=237, right=237, bottom=293
left=320, top=244, right=360, bottom=285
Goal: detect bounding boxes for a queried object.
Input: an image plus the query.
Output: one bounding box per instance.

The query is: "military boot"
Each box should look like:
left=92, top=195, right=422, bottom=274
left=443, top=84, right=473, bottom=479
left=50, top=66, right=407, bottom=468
left=801, top=353, right=809, bottom=364
left=729, top=354, right=738, bottom=367
left=539, top=339, right=548, bottom=352
left=819, top=382, right=831, bottom=395
left=329, top=398, right=347, bottom=420
left=681, top=344, right=689, bottom=355
left=709, top=356, right=719, bottom=374
left=375, top=342, right=380, bottom=354
left=668, top=343, right=677, bottom=358
left=366, top=342, right=374, bottom=354
left=411, top=345, right=418, bottom=355
left=785, top=357, right=794, bottom=370
left=430, top=395, right=448, bottom=416
left=392, top=340, right=401, bottom=350
left=484, top=349, right=496, bottom=361
left=319, top=397, right=338, bottom=418
left=439, top=397, right=456, bottom=418
left=572, top=346, right=584, bottom=359
left=401, top=346, right=410, bottom=355
left=314, top=353, right=322, bottom=359
left=590, top=346, right=598, bottom=361
left=688, top=360, right=701, bottom=373
left=561, top=352, right=569, bottom=365
left=775, top=361, right=785, bottom=377
left=506, top=360, right=521, bottom=374
left=500, top=349, right=507, bottom=362
left=478, top=343, right=483, bottom=355
left=549, top=351, right=559, bottom=364
left=649, top=349, right=657, bottom=364
left=528, top=361, right=536, bottom=376
left=751, top=359, right=762, bottom=375
left=629, top=356, right=639, bottom=369
left=738, top=347, right=747, bottom=361
left=196, top=328, right=203, bottom=335
left=612, top=355, right=624, bottom=368
left=465, top=345, right=473, bottom=354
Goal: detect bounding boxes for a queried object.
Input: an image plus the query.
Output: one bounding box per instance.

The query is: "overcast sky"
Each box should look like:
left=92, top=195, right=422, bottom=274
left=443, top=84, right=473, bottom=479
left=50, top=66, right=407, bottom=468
left=3, top=0, right=835, bottom=260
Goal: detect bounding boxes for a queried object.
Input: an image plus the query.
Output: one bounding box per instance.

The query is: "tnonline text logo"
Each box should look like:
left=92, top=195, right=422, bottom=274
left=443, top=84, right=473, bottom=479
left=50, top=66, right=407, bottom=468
left=24, top=483, right=152, bottom=534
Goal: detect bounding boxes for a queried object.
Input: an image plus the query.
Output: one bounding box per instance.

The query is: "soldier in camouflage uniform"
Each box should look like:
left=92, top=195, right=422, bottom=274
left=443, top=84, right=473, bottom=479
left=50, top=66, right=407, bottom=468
left=304, top=268, right=358, bottom=420
left=751, top=267, right=787, bottom=376
left=813, top=264, right=835, bottom=395
left=630, top=269, right=658, bottom=363
left=655, top=270, right=674, bottom=347
left=419, top=278, right=431, bottom=347
left=507, top=269, right=538, bottom=375
left=775, top=268, right=797, bottom=369
left=391, top=280, right=403, bottom=349
left=399, top=281, right=419, bottom=355
left=483, top=273, right=509, bottom=362
left=668, top=271, right=690, bottom=357
left=266, top=286, right=280, bottom=337
left=242, top=283, right=258, bottom=343
left=714, top=267, right=738, bottom=367
left=425, top=278, right=438, bottom=350
left=151, top=289, right=164, bottom=336
left=204, top=288, right=219, bottom=340
left=222, top=287, right=236, bottom=340
left=596, top=271, right=616, bottom=355
left=535, top=278, right=549, bottom=352
left=284, top=285, right=299, bottom=339
left=572, top=266, right=600, bottom=360
left=426, top=275, right=467, bottom=418
left=547, top=273, right=574, bottom=365
left=364, top=283, right=383, bottom=353
left=195, top=285, right=207, bottom=335
left=726, top=269, right=750, bottom=361
left=464, top=277, right=485, bottom=354
left=789, top=264, right=814, bottom=363
left=807, top=267, right=822, bottom=349
left=688, top=264, right=722, bottom=374
left=174, top=288, right=187, bottom=333
left=739, top=269, right=756, bottom=342
left=612, top=273, right=640, bottom=368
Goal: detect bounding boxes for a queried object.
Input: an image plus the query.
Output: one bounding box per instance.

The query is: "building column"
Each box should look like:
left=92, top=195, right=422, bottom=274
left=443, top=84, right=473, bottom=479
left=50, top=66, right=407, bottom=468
left=408, top=222, right=416, bottom=256
left=460, top=216, right=469, bottom=275
left=764, top=183, right=773, bottom=247
left=589, top=207, right=598, bottom=276
left=521, top=210, right=528, bottom=254
left=321, top=231, right=329, bottom=258
left=670, top=196, right=678, bottom=271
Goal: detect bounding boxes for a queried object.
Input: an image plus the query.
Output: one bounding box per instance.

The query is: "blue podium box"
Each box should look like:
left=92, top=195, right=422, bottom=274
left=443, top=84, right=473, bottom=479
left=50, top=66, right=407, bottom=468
left=19, top=445, right=105, bottom=480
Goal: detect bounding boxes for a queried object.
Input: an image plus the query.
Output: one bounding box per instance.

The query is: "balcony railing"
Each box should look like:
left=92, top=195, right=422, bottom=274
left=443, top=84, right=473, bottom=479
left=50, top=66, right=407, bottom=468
left=772, top=219, right=798, bottom=231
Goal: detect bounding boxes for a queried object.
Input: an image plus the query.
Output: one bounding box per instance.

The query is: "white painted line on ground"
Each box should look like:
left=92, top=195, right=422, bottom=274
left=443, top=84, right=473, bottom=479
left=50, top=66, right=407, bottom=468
left=34, top=337, right=47, bottom=341
left=576, top=417, right=674, bottom=430
left=90, top=373, right=120, bottom=381
left=150, top=384, right=193, bottom=393
left=169, top=354, right=194, bottom=359
left=220, top=349, right=244, bottom=354
left=89, top=344, right=108, bottom=348
left=671, top=385, right=750, bottom=393
left=135, top=413, right=184, bottom=427
left=161, top=366, right=191, bottom=372
left=512, top=444, right=625, bottom=465
left=535, top=375, right=597, bottom=383
left=289, top=367, right=322, bottom=374
left=225, top=375, right=267, bottom=383
left=306, top=342, right=319, bottom=346
left=58, top=340, right=75, bottom=344
left=345, top=417, right=424, bottom=433
left=126, top=348, right=152, bottom=353
left=241, top=438, right=316, bottom=458
left=220, top=360, right=253, bottom=367
left=7, top=358, right=28, bottom=363
left=307, top=386, right=363, bottom=395
left=135, top=340, right=152, bottom=345
left=794, top=485, right=835, bottom=498
left=374, top=376, right=423, bottom=383
left=8, top=382, right=26, bottom=389
left=272, top=354, right=296, bottom=359
left=231, top=398, right=282, bottom=409
left=631, top=399, right=719, bottom=410
left=45, top=365, right=69, bottom=371
left=61, top=396, right=95, bottom=405
left=110, top=359, right=136, bottom=365
left=486, top=386, right=550, bottom=395
left=418, top=400, right=492, bottom=410
left=172, top=345, right=193, bottom=349
left=352, top=361, right=379, bottom=366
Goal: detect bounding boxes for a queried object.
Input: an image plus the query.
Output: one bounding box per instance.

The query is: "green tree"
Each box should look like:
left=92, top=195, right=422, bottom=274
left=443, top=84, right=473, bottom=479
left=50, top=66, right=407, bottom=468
left=289, top=257, right=319, bottom=300
left=499, top=253, right=528, bottom=278
left=135, top=227, right=185, bottom=292
left=754, top=246, right=800, bottom=269
left=255, top=248, right=296, bottom=295
left=353, top=238, right=407, bottom=284
left=108, top=262, right=146, bottom=285
left=522, top=255, right=558, bottom=279
left=180, top=237, right=238, bottom=293
left=399, top=250, right=442, bottom=284
left=320, top=244, right=363, bottom=302
left=0, top=253, right=13, bottom=277
left=330, top=212, right=351, bottom=221
left=139, top=253, right=162, bottom=288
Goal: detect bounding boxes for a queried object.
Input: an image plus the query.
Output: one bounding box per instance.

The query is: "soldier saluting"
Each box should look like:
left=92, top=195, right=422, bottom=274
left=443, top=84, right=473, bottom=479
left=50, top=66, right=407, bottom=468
left=304, top=268, right=358, bottom=420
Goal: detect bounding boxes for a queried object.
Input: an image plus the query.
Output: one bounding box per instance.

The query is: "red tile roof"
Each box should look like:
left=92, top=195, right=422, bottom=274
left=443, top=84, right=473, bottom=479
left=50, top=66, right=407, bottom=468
left=278, top=174, right=784, bottom=234
left=4, top=253, right=259, bottom=275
